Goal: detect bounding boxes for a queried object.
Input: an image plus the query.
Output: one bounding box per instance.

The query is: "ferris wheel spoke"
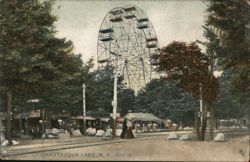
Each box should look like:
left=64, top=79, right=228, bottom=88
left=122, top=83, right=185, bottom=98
left=121, top=24, right=141, bottom=59
left=111, top=31, right=125, bottom=56
left=127, top=18, right=144, bottom=58
left=124, top=63, right=131, bottom=87
left=97, top=43, right=109, bottom=49
left=140, top=59, right=152, bottom=68
left=97, top=49, right=108, bottom=61
left=131, top=26, right=146, bottom=58
left=130, top=26, right=140, bottom=55
left=102, top=18, right=111, bottom=29
left=98, top=43, right=116, bottom=60
left=97, top=49, right=106, bottom=59
left=128, top=61, right=150, bottom=76
left=120, top=23, right=127, bottom=54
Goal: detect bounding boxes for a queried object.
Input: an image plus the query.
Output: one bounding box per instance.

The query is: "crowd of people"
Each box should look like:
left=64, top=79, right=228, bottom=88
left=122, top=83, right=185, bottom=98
left=135, top=122, right=160, bottom=132
left=5, top=118, right=163, bottom=140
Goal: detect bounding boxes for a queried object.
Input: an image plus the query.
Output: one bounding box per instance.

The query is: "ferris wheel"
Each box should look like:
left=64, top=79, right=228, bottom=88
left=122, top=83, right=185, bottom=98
left=97, top=5, right=159, bottom=91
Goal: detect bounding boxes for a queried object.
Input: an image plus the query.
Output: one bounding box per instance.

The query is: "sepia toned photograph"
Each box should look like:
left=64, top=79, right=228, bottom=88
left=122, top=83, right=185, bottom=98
left=0, top=0, right=249, bottom=161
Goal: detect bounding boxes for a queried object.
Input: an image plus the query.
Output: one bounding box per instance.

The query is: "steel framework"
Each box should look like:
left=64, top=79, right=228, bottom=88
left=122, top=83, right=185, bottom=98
left=97, top=5, right=159, bottom=91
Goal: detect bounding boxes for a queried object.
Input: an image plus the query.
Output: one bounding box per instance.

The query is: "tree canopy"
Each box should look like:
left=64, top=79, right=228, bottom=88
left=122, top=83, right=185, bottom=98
left=134, top=79, right=199, bottom=125
left=152, top=41, right=219, bottom=102
left=215, top=70, right=249, bottom=120
left=205, top=0, right=250, bottom=103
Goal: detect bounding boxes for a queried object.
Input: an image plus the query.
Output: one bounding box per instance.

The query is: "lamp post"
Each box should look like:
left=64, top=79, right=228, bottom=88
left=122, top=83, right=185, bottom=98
left=83, top=84, right=86, bottom=134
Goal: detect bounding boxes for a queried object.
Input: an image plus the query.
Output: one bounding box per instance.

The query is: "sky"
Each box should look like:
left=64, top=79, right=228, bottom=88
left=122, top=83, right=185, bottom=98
left=53, top=0, right=207, bottom=64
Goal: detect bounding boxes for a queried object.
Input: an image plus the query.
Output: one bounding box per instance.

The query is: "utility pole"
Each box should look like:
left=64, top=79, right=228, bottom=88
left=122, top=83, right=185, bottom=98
left=83, top=84, right=86, bottom=135
left=112, top=54, right=119, bottom=138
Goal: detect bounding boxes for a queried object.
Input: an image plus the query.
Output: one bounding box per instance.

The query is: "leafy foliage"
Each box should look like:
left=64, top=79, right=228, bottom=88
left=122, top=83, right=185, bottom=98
left=198, top=25, right=222, bottom=71
left=84, top=65, right=127, bottom=114
left=205, top=0, right=250, bottom=102
left=215, top=71, right=249, bottom=119
left=118, top=88, right=135, bottom=116
left=134, top=79, right=199, bottom=125
left=0, top=0, right=57, bottom=92
left=0, top=0, right=88, bottom=115
left=152, top=41, right=219, bottom=102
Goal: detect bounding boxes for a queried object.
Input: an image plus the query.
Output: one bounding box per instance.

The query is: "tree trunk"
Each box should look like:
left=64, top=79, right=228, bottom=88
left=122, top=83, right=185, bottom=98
left=83, top=118, right=86, bottom=135
left=47, top=111, right=51, bottom=129
left=19, top=117, right=22, bottom=134
left=208, top=102, right=214, bottom=141
left=42, top=108, right=45, bottom=133
left=200, top=102, right=207, bottom=141
left=6, top=90, right=12, bottom=145
left=195, top=111, right=201, bottom=140
left=45, top=109, right=49, bottom=130
left=112, top=118, right=116, bottom=138
left=215, top=118, right=218, bottom=129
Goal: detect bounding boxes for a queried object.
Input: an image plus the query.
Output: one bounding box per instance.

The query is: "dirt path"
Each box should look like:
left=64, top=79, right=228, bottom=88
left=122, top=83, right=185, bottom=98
left=7, top=134, right=249, bottom=161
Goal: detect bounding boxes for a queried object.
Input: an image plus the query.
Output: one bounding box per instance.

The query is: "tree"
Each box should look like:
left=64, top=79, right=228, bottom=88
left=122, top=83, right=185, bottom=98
left=86, top=65, right=125, bottom=114
left=134, top=79, right=199, bottom=126
left=40, top=57, right=94, bottom=116
left=152, top=42, right=219, bottom=102
left=205, top=0, right=250, bottom=103
left=215, top=71, right=249, bottom=122
left=152, top=41, right=219, bottom=140
left=86, top=66, right=114, bottom=114
left=118, top=88, right=135, bottom=116
left=0, top=0, right=82, bottom=143
left=197, top=25, right=222, bottom=139
left=202, top=0, right=250, bottom=138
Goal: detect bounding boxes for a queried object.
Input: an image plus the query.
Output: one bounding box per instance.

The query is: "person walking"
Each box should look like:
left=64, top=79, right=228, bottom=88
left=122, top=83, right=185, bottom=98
left=124, top=119, right=134, bottom=139
left=31, top=127, right=35, bottom=140
left=120, top=118, right=127, bottom=139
